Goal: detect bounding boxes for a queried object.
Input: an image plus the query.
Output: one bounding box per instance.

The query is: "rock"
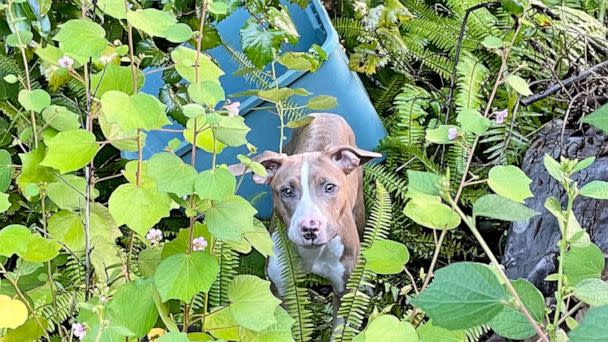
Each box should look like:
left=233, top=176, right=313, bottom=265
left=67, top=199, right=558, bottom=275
left=502, top=120, right=608, bottom=294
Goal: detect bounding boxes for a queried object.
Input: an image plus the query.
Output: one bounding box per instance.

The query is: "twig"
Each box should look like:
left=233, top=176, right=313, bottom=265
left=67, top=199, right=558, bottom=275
left=521, top=60, right=608, bottom=106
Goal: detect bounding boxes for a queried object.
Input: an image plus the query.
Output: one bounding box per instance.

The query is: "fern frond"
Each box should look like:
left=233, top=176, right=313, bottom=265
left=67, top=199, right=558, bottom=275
left=273, top=218, right=314, bottom=342
left=455, top=51, right=488, bottom=112
left=224, top=45, right=272, bottom=89
left=363, top=163, right=408, bottom=201
left=333, top=181, right=392, bottom=341
left=208, top=240, right=239, bottom=307
left=41, top=290, right=83, bottom=332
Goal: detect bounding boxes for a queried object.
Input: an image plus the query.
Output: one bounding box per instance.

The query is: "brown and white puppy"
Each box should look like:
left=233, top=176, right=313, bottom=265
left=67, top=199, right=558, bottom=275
left=231, top=113, right=381, bottom=300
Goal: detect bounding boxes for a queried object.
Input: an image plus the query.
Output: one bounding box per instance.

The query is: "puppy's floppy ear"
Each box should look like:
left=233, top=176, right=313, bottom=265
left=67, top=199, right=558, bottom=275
left=324, top=144, right=382, bottom=174
left=227, top=151, right=286, bottom=184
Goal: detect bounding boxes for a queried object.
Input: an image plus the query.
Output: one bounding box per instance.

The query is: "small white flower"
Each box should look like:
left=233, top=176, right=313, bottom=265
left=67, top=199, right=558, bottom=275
left=353, top=0, right=368, bottom=16
left=58, top=56, right=74, bottom=69
left=447, top=127, right=459, bottom=141
left=192, top=236, right=208, bottom=251
left=146, top=228, right=163, bottom=245
left=494, top=109, right=508, bottom=124
left=99, top=53, right=116, bottom=64
left=72, top=323, right=86, bottom=340
left=225, top=102, right=240, bottom=117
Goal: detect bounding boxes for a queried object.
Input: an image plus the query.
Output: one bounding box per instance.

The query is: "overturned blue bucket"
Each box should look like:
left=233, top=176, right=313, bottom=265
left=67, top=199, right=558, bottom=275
left=124, top=0, right=386, bottom=218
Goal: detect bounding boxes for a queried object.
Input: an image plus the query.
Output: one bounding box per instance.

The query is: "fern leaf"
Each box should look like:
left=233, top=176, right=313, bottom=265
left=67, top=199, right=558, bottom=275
left=208, top=240, right=239, bottom=307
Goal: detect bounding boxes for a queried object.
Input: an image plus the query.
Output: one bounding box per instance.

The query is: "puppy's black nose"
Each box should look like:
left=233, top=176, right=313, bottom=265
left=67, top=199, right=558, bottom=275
left=302, top=226, right=318, bottom=240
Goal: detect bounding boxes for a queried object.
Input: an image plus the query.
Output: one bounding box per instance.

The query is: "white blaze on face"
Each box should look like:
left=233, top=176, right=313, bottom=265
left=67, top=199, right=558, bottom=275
left=288, top=160, right=325, bottom=244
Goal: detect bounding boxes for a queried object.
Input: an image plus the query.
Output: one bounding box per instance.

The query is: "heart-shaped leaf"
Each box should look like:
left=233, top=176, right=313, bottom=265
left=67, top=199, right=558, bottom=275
left=53, top=19, right=108, bottom=62
left=100, top=90, right=169, bottom=131
left=40, top=129, right=99, bottom=174
left=147, top=152, right=197, bottom=196
left=205, top=195, right=257, bottom=241
left=228, top=275, right=281, bottom=331
left=194, top=167, right=236, bottom=201
left=108, top=183, right=172, bottom=236
left=18, top=89, right=51, bottom=113
left=488, top=165, right=533, bottom=203
left=0, top=295, right=28, bottom=329
left=154, top=252, right=219, bottom=302
left=41, top=105, right=81, bottom=131
left=362, top=239, right=409, bottom=274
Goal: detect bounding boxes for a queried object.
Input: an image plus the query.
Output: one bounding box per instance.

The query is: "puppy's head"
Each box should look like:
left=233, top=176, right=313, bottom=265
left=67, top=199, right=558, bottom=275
left=231, top=145, right=381, bottom=247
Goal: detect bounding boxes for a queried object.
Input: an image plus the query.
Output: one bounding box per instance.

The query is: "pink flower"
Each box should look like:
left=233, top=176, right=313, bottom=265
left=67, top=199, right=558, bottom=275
left=495, top=109, right=508, bottom=124
left=192, top=236, right=208, bottom=251
left=225, top=102, right=240, bottom=117
left=146, top=229, right=163, bottom=245
left=58, top=56, right=74, bottom=68
left=72, top=323, right=86, bottom=340
left=447, top=127, right=459, bottom=141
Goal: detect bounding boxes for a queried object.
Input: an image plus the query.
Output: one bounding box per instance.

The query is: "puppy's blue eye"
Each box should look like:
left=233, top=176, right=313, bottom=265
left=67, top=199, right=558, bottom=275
left=281, top=188, right=294, bottom=197
left=325, top=183, right=336, bottom=193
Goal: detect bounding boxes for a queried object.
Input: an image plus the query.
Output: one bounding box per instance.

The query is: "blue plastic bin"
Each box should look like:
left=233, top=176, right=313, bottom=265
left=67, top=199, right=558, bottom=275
left=125, top=0, right=386, bottom=218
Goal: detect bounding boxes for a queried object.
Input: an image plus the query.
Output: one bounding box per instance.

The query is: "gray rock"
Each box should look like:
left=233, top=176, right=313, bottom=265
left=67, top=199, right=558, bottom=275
left=502, top=120, right=608, bottom=294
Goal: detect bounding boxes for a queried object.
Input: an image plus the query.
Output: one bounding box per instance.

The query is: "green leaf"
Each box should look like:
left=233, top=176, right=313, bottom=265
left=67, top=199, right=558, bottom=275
left=0, top=149, right=12, bottom=192
left=581, top=103, right=608, bottom=133
left=456, top=109, right=491, bottom=135
left=127, top=8, right=176, bottom=38
left=214, top=115, right=250, bottom=147
left=0, top=225, right=31, bottom=257
left=195, top=167, right=236, bottom=201
left=573, top=156, right=596, bottom=173
left=238, top=306, right=295, bottom=342
left=47, top=210, right=85, bottom=251
left=46, top=175, right=99, bottom=210
left=488, top=279, right=544, bottom=340
left=267, top=6, right=299, bottom=43
left=40, top=130, right=99, bottom=174
left=362, top=239, right=409, bottom=274
left=426, top=125, right=460, bottom=144
left=579, top=181, right=608, bottom=200
left=505, top=75, right=532, bottom=96
left=91, top=64, right=144, bottom=97
left=569, top=306, right=608, bottom=342
left=354, top=315, right=418, bottom=342
left=258, top=88, right=294, bottom=103
left=543, top=154, right=564, bottom=181
left=138, top=248, right=162, bottom=277
left=208, top=1, right=229, bottom=14
left=473, top=194, right=539, bottom=222
left=108, top=278, right=158, bottom=337
left=243, top=219, right=274, bottom=258
left=16, top=147, right=57, bottom=191
left=21, top=234, right=61, bottom=263
left=41, top=105, right=80, bottom=131
left=205, top=195, right=257, bottom=241
left=108, top=183, right=172, bottom=236
left=157, top=332, right=190, bottom=342
left=188, top=81, right=225, bottom=107
left=286, top=115, right=314, bottom=128
left=573, top=279, right=608, bottom=307
left=161, top=223, right=211, bottom=259
left=183, top=119, right=225, bottom=153
left=307, top=95, right=337, bottom=110
left=240, top=20, right=283, bottom=68
left=412, top=262, right=508, bottom=329
left=147, top=152, right=197, bottom=196
left=206, top=306, right=240, bottom=340
left=53, top=19, right=107, bottom=62
left=480, top=36, right=503, bottom=49
left=18, top=89, right=51, bottom=113
left=417, top=320, right=465, bottom=342
left=564, top=243, right=605, bottom=286
left=171, top=46, right=224, bottom=83
left=98, top=110, right=141, bottom=152
left=406, top=170, right=443, bottom=196
left=228, top=275, right=282, bottom=331
left=100, top=90, right=169, bottom=131
left=0, top=192, right=9, bottom=213
left=0, top=295, right=28, bottom=329
left=487, top=165, right=533, bottom=203
left=501, top=0, right=525, bottom=15
left=96, top=0, right=127, bottom=19
left=6, top=30, right=33, bottom=48
left=404, top=197, right=461, bottom=230
left=154, top=252, right=219, bottom=302
left=165, top=23, right=193, bottom=43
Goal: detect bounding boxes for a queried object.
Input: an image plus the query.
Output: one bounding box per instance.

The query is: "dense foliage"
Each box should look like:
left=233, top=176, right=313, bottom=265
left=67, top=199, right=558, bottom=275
left=0, top=0, right=608, bottom=341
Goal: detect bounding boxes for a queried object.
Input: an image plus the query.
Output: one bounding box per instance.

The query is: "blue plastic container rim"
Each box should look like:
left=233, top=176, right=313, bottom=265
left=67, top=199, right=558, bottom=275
left=172, top=0, right=338, bottom=158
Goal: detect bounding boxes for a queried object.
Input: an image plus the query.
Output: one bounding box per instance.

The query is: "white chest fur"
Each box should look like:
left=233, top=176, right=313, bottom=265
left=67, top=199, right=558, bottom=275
left=297, top=236, right=346, bottom=293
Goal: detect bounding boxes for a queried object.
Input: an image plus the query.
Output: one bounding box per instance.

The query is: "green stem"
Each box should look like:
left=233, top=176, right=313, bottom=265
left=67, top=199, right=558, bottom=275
left=551, top=184, right=574, bottom=340
left=448, top=197, right=549, bottom=342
